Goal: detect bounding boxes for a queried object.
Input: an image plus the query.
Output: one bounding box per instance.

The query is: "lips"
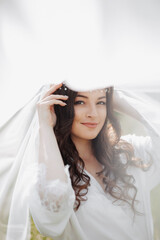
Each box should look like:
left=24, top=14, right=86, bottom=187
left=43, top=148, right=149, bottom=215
left=81, top=122, right=98, bottom=128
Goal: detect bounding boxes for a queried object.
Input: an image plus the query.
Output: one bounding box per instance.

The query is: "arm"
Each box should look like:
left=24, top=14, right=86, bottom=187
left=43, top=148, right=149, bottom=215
left=37, top=83, right=68, bottom=182
left=113, top=89, right=143, bottom=122
left=29, top=83, right=75, bottom=238
left=113, top=89, right=160, bottom=190
left=113, top=89, right=160, bottom=136
left=38, top=124, right=67, bottom=182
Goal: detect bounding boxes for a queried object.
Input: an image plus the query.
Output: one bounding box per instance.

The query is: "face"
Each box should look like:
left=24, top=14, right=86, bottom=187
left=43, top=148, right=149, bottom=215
left=71, top=89, right=107, bottom=142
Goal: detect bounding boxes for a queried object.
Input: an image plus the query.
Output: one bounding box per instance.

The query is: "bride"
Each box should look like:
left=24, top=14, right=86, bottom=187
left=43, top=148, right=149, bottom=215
left=0, top=82, right=159, bottom=240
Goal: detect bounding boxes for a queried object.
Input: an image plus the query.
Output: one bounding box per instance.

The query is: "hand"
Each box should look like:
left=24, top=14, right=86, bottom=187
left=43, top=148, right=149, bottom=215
left=36, top=83, right=68, bottom=128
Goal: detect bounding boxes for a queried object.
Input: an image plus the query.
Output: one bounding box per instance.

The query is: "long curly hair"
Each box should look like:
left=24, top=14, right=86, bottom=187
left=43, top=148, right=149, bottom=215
left=53, top=83, right=149, bottom=214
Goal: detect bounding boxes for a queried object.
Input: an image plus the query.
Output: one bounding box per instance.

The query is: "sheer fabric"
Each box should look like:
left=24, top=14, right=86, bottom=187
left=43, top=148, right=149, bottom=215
left=0, top=84, right=160, bottom=240
left=34, top=163, right=75, bottom=213
left=0, top=84, right=50, bottom=240
left=29, top=131, right=160, bottom=240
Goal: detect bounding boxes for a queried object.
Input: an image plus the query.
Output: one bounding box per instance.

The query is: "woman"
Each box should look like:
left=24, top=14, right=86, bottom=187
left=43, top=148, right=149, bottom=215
left=29, top=82, right=160, bottom=240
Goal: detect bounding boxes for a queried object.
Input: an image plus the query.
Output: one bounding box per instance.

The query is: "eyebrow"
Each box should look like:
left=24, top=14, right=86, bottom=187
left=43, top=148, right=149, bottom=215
left=76, top=94, right=106, bottom=100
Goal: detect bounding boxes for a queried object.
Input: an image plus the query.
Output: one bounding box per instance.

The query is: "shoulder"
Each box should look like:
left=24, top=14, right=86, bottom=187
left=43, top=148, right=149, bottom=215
left=119, top=134, right=150, bottom=181
left=120, top=134, right=153, bottom=170
left=121, top=134, right=151, bottom=145
left=120, top=134, right=160, bottom=190
left=121, top=134, right=151, bottom=154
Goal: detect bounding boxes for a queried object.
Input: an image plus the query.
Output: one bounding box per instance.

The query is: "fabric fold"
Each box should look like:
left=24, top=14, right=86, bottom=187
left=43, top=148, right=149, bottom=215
left=0, top=84, right=159, bottom=240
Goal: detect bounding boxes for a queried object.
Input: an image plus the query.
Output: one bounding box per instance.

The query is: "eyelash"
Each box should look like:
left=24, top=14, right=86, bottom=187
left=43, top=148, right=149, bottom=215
left=74, top=101, right=84, bottom=105
left=97, top=101, right=106, bottom=105
left=74, top=101, right=106, bottom=105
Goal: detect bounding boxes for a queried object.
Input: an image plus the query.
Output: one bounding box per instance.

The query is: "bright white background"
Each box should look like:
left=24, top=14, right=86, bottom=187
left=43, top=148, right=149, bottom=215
left=0, top=0, right=160, bottom=126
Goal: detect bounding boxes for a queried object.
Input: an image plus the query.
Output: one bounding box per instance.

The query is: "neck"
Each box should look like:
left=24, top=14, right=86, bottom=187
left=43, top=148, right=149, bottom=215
left=71, top=136, right=94, bottom=161
left=71, top=136, right=103, bottom=174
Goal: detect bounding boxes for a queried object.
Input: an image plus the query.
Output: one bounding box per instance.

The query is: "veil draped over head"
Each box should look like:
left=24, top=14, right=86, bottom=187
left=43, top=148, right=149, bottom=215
left=0, top=83, right=160, bottom=240
left=1, top=1, right=160, bottom=239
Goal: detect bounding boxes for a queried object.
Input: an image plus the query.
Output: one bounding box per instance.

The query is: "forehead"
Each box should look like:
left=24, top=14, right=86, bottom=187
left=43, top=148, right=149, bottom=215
left=76, top=89, right=106, bottom=98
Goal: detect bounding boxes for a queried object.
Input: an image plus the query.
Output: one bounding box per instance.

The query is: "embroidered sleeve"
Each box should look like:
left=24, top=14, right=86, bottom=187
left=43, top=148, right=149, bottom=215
left=29, top=163, right=75, bottom=237
left=36, top=163, right=75, bottom=213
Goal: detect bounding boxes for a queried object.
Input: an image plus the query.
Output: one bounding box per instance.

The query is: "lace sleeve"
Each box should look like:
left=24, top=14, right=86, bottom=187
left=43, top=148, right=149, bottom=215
left=37, top=163, right=75, bottom=213
left=29, top=163, right=75, bottom=237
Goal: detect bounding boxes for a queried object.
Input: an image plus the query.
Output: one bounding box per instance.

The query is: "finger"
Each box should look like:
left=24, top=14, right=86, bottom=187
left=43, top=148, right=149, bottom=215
left=42, top=83, right=63, bottom=99
left=40, top=95, right=68, bottom=104
left=42, top=94, right=68, bottom=101
left=49, top=83, right=55, bottom=88
left=38, top=99, right=67, bottom=107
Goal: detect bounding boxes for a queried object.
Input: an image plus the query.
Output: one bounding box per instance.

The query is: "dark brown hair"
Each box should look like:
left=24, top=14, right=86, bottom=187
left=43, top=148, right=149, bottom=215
left=53, top=83, right=148, bottom=214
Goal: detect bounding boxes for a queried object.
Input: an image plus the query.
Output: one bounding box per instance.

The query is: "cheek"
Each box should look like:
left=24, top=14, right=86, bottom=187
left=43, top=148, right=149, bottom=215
left=71, top=108, right=83, bottom=132
left=73, top=107, right=84, bottom=121
left=99, top=108, right=107, bottom=123
left=71, top=119, right=84, bottom=138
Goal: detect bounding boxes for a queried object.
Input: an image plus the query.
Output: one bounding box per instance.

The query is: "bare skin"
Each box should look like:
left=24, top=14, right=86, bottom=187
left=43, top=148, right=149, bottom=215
left=36, top=83, right=68, bottom=182
left=70, top=89, right=107, bottom=190
left=37, top=82, right=68, bottom=128
left=36, top=83, right=106, bottom=190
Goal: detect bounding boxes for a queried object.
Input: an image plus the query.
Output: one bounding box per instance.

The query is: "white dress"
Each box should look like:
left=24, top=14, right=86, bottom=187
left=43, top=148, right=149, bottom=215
left=29, top=131, right=160, bottom=240
left=0, top=84, right=160, bottom=240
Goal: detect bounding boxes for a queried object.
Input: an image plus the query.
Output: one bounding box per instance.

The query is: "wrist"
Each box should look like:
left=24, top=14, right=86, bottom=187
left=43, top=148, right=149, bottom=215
left=39, top=123, right=54, bottom=131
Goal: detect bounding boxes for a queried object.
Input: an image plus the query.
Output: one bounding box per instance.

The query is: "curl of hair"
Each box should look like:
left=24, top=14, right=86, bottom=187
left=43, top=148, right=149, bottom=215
left=53, top=84, right=151, bottom=214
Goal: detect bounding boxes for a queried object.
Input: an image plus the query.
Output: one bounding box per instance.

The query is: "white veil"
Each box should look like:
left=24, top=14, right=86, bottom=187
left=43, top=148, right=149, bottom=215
left=0, top=1, right=160, bottom=239
left=0, top=84, right=50, bottom=240
left=0, top=83, right=160, bottom=240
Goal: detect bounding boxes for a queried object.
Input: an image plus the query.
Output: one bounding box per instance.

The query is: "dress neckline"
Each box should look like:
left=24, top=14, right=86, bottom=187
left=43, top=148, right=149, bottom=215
left=84, top=168, right=106, bottom=194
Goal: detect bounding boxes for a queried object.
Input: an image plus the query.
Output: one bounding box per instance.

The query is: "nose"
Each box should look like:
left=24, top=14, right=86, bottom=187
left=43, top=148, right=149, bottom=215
left=86, top=103, right=98, bottom=118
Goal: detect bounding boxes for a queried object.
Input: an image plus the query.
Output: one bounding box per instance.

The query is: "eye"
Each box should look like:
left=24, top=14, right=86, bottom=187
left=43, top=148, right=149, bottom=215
left=74, top=100, right=85, bottom=105
left=97, top=101, right=106, bottom=105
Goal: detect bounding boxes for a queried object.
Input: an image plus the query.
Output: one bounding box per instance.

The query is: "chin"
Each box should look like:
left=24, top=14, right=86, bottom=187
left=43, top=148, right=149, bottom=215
left=83, top=133, right=99, bottom=140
